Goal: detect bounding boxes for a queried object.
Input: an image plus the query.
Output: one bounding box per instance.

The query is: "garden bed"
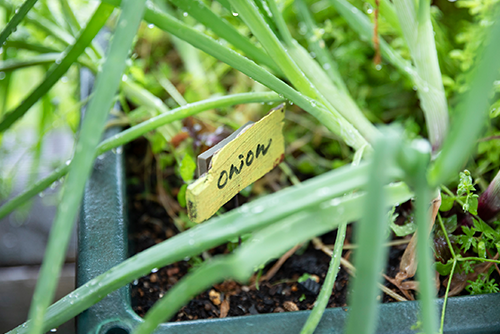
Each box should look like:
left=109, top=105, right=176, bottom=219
left=126, top=137, right=434, bottom=321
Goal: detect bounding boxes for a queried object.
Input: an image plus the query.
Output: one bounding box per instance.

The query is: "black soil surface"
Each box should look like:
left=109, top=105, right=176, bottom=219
left=127, top=138, right=410, bottom=322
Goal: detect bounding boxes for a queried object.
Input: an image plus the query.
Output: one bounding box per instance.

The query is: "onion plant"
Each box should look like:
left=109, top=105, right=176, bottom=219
left=0, top=0, right=499, bottom=334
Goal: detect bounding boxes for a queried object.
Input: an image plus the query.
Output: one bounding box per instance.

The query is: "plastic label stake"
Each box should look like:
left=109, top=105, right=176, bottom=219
left=187, top=104, right=285, bottom=223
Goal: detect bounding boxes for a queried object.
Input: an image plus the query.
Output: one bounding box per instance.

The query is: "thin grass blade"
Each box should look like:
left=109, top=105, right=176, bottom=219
left=169, top=0, right=282, bottom=75
left=294, top=0, right=347, bottom=92
left=345, top=131, right=401, bottom=334
left=25, top=1, right=145, bottom=332
left=300, top=221, right=347, bottom=334
left=0, top=3, right=114, bottom=132
left=0, top=53, right=93, bottom=72
left=287, top=42, right=379, bottom=143
left=393, top=0, right=448, bottom=149
left=413, top=152, right=438, bottom=334
left=58, top=0, right=81, bottom=35
left=227, top=0, right=322, bottom=103
left=0, top=0, right=38, bottom=47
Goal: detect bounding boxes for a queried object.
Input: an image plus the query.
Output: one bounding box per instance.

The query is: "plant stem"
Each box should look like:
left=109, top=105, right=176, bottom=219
left=345, top=131, right=400, bottom=334
left=437, top=213, right=456, bottom=258
left=26, top=1, right=145, bottom=332
left=300, top=222, right=347, bottom=334
left=264, top=0, right=294, bottom=46
left=393, top=0, right=449, bottom=150
left=458, top=257, right=500, bottom=264
left=439, top=259, right=456, bottom=334
left=0, top=53, right=94, bottom=72
left=413, top=155, right=438, bottom=334
left=0, top=0, right=38, bottom=47
left=170, top=0, right=283, bottom=75
left=294, top=0, right=347, bottom=92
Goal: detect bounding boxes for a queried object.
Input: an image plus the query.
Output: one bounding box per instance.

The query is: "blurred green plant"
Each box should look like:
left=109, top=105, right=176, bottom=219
left=0, top=0, right=499, bottom=334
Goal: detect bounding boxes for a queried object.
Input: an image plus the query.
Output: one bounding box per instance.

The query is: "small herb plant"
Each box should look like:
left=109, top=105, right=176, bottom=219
left=0, top=0, right=499, bottom=334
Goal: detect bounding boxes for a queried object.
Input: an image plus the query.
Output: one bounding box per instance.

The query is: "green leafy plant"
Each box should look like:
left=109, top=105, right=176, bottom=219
left=0, top=0, right=499, bottom=334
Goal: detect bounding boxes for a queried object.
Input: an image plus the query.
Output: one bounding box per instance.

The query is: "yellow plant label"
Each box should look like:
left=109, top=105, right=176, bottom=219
left=186, top=104, right=285, bottom=223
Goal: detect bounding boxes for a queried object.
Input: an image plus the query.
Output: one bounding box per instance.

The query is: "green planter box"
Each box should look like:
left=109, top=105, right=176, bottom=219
left=76, top=126, right=500, bottom=333
left=76, top=64, right=500, bottom=334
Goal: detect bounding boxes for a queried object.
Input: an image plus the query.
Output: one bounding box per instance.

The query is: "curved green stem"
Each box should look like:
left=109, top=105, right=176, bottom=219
left=169, top=0, right=283, bottom=75
left=439, top=259, right=456, bottom=334
left=0, top=52, right=94, bottom=72
left=0, top=0, right=38, bottom=46
left=346, top=131, right=401, bottom=334
left=413, top=156, right=438, bottom=334
left=300, top=221, right=347, bottom=334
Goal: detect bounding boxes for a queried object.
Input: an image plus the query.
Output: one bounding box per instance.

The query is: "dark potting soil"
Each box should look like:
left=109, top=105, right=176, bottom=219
left=126, top=138, right=409, bottom=322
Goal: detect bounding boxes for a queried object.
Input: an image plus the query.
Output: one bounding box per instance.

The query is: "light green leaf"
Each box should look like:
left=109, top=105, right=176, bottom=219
left=435, top=259, right=453, bottom=276
left=439, top=194, right=455, bottom=212
left=179, top=153, right=196, bottom=182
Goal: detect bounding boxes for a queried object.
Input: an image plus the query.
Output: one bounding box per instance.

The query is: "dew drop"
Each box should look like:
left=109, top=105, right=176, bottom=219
left=375, top=64, right=382, bottom=71
left=0, top=72, right=5, bottom=80
left=122, top=74, right=128, bottom=81
left=151, top=268, right=159, bottom=273
left=148, top=23, right=154, bottom=29
left=252, top=206, right=265, bottom=214
left=183, top=12, right=188, bottom=17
